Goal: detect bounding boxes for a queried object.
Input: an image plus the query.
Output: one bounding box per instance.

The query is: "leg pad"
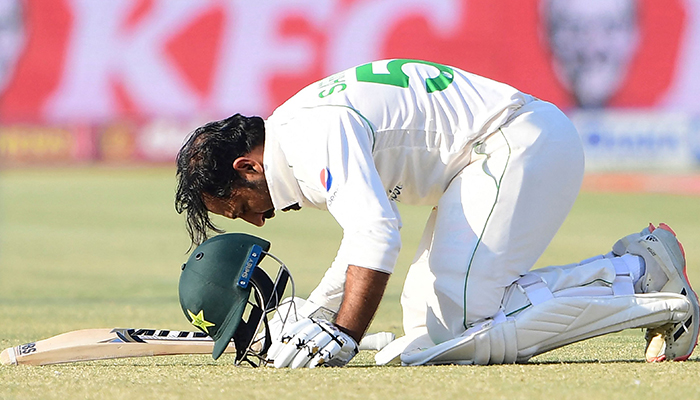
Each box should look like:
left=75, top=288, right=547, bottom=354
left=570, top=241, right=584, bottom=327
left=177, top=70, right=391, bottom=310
left=400, top=292, right=691, bottom=365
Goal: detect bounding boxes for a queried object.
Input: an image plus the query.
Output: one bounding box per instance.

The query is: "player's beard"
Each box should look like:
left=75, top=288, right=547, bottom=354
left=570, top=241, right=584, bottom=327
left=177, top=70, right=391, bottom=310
left=245, top=178, right=275, bottom=221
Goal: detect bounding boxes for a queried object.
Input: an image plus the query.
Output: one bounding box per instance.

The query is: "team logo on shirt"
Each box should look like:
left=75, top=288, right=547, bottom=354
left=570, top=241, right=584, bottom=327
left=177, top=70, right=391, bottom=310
left=320, top=167, right=333, bottom=191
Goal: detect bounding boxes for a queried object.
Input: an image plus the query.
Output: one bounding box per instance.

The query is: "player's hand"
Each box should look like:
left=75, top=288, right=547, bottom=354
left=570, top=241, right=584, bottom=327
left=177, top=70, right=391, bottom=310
left=266, top=318, right=358, bottom=368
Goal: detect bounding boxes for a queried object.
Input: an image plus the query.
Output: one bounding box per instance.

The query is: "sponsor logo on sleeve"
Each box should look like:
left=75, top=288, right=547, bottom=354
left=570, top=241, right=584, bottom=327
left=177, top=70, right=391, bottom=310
left=388, top=184, right=403, bottom=202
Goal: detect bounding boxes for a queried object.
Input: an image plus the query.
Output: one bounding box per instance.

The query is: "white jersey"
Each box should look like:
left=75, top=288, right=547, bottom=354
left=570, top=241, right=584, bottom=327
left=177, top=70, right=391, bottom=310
left=263, top=59, right=535, bottom=274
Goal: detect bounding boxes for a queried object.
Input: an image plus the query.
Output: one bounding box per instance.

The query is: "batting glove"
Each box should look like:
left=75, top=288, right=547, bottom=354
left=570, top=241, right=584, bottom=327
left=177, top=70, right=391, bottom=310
left=266, top=318, right=358, bottom=368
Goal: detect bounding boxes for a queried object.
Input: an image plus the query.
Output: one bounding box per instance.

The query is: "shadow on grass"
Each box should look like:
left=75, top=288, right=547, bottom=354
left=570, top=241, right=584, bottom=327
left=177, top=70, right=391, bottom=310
left=29, top=350, right=699, bottom=369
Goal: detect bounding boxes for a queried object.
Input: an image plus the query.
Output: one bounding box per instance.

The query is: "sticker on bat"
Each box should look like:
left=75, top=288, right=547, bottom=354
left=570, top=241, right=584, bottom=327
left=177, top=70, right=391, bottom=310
left=19, top=343, right=36, bottom=354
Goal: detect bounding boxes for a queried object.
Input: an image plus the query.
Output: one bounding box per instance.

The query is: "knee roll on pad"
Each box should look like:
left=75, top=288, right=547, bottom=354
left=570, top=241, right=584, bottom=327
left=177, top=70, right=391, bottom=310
left=473, top=318, right=517, bottom=365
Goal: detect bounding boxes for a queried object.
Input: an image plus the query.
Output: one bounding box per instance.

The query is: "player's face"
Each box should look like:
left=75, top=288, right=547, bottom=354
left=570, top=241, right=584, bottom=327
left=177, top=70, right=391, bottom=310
left=204, top=179, right=275, bottom=227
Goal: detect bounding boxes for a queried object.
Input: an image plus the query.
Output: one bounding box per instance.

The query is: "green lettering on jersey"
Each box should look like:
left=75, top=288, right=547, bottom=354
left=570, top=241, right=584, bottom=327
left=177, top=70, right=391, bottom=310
left=355, top=59, right=454, bottom=93
left=318, top=83, right=347, bottom=98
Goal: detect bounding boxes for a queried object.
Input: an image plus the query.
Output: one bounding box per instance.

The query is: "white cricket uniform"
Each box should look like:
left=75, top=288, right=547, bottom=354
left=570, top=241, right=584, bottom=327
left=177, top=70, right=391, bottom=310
left=262, top=59, right=584, bottom=346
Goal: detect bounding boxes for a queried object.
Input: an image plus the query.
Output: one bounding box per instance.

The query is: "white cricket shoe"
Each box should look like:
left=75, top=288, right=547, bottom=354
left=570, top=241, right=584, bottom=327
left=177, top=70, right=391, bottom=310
left=624, top=223, right=699, bottom=361
left=611, top=223, right=654, bottom=256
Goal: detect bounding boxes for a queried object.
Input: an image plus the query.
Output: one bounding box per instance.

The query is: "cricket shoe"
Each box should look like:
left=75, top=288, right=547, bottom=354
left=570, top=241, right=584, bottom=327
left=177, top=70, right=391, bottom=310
left=624, top=224, right=699, bottom=362
left=611, top=223, right=655, bottom=256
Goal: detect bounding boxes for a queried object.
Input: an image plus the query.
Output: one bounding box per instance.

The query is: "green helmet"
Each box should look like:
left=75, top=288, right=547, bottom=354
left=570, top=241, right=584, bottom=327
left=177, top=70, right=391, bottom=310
left=178, top=233, right=291, bottom=366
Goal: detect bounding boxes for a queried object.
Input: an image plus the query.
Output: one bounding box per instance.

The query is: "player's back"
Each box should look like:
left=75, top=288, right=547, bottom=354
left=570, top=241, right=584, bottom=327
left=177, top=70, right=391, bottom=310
left=270, top=59, right=533, bottom=149
left=267, top=59, right=535, bottom=205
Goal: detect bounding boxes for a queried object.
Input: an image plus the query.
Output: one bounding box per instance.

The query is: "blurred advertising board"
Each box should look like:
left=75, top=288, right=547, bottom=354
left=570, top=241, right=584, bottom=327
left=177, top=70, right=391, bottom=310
left=96, top=119, right=199, bottom=163
left=0, top=119, right=197, bottom=165
left=572, top=112, right=700, bottom=171
left=0, top=125, right=94, bottom=163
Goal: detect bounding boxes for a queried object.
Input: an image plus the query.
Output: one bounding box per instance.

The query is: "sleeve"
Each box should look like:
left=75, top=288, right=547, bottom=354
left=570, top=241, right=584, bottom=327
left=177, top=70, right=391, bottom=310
left=326, top=107, right=401, bottom=273
left=280, top=106, right=402, bottom=274
left=325, top=112, right=402, bottom=275
left=280, top=106, right=401, bottom=313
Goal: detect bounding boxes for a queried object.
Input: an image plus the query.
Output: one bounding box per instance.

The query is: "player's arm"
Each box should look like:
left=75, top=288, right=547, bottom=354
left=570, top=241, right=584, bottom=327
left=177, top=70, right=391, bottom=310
left=279, top=106, right=402, bottom=308
left=335, top=264, right=390, bottom=342
left=318, top=108, right=400, bottom=344
left=267, top=107, right=400, bottom=368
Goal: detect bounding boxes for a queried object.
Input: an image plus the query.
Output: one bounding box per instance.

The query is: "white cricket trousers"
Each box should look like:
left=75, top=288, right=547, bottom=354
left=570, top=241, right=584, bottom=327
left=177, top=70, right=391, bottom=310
left=400, top=100, right=585, bottom=345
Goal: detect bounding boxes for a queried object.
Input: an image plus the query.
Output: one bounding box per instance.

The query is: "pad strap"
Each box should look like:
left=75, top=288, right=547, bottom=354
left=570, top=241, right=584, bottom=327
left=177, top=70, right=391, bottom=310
left=516, top=273, right=554, bottom=306
left=611, top=257, right=635, bottom=296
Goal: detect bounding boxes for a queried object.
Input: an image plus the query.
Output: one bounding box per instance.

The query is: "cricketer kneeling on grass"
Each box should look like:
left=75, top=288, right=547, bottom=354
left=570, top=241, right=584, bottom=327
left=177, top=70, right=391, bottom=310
left=174, top=59, right=699, bottom=367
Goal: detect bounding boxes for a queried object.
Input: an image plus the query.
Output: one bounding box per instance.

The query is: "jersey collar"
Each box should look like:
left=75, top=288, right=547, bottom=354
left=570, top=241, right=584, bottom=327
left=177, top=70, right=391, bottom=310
left=263, top=122, right=304, bottom=211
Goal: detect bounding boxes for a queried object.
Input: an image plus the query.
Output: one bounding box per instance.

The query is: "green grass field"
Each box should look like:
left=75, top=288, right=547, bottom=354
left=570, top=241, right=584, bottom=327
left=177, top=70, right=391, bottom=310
left=1, top=167, right=700, bottom=399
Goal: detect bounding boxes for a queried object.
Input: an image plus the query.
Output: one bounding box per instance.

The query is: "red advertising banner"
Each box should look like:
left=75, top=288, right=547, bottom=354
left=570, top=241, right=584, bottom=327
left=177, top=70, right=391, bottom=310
left=0, top=0, right=698, bottom=166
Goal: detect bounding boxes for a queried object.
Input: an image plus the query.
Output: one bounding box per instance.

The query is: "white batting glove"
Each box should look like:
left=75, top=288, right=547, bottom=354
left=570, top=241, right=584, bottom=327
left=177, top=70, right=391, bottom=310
left=266, top=318, right=358, bottom=368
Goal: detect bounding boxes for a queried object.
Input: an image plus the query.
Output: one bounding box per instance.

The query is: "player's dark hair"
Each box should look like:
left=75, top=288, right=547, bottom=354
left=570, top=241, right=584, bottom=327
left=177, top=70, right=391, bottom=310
left=175, top=114, right=265, bottom=249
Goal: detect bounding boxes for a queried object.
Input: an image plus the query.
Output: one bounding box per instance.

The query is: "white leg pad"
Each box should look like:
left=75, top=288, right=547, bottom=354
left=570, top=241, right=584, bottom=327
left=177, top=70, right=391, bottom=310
left=515, top=293, right=689, bottom=359
left=474, top=314, right=518, bottom=365
left=400, top=292, right=691, bottom=366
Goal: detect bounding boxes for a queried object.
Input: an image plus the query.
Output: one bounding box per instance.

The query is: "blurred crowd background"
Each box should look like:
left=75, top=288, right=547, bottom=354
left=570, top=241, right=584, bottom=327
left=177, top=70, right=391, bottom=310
left=0, top=0, right=698, bottom=173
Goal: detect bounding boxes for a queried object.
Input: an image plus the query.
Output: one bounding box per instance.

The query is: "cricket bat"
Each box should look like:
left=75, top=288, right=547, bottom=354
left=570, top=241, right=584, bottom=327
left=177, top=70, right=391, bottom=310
left=0, top=328, right=235, bottom=366
left=1, top=328, right=395, bottom=366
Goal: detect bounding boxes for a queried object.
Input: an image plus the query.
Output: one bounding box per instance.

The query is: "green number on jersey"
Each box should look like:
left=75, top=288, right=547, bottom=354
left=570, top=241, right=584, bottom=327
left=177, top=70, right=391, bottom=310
left=355, top=59, right=454, bottom=93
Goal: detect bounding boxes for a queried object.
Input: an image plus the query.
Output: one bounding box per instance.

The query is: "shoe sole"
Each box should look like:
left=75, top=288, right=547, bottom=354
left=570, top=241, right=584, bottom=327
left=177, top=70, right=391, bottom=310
left=645, top=329, right=667, bottom=362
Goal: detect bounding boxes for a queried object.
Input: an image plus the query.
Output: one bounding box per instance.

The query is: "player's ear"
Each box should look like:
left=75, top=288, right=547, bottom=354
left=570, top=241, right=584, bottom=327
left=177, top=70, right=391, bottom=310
left=232, top=157, right=263, bottom=176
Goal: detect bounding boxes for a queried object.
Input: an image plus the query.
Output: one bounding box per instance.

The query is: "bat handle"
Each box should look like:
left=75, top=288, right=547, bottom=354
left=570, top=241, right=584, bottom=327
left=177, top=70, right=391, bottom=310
left=1, top=347, right=18, bottom=366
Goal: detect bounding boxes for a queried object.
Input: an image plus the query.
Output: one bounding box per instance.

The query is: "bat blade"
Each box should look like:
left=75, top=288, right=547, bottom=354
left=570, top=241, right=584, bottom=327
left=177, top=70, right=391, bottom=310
left=1, top=328, right=235, bottom=366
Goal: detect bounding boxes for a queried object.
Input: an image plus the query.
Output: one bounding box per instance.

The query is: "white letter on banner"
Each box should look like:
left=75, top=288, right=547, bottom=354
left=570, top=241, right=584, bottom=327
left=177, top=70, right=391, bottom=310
left=326, top=0, right=462, bottom=73
left=45, top=0, right=205, bottom=121
left=212, top=1, right=333, bottom=115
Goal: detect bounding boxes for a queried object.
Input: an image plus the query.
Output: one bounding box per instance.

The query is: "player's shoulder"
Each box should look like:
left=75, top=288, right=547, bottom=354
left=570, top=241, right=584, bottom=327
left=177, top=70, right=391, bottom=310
left=271, top=105, right=366, bottom=134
